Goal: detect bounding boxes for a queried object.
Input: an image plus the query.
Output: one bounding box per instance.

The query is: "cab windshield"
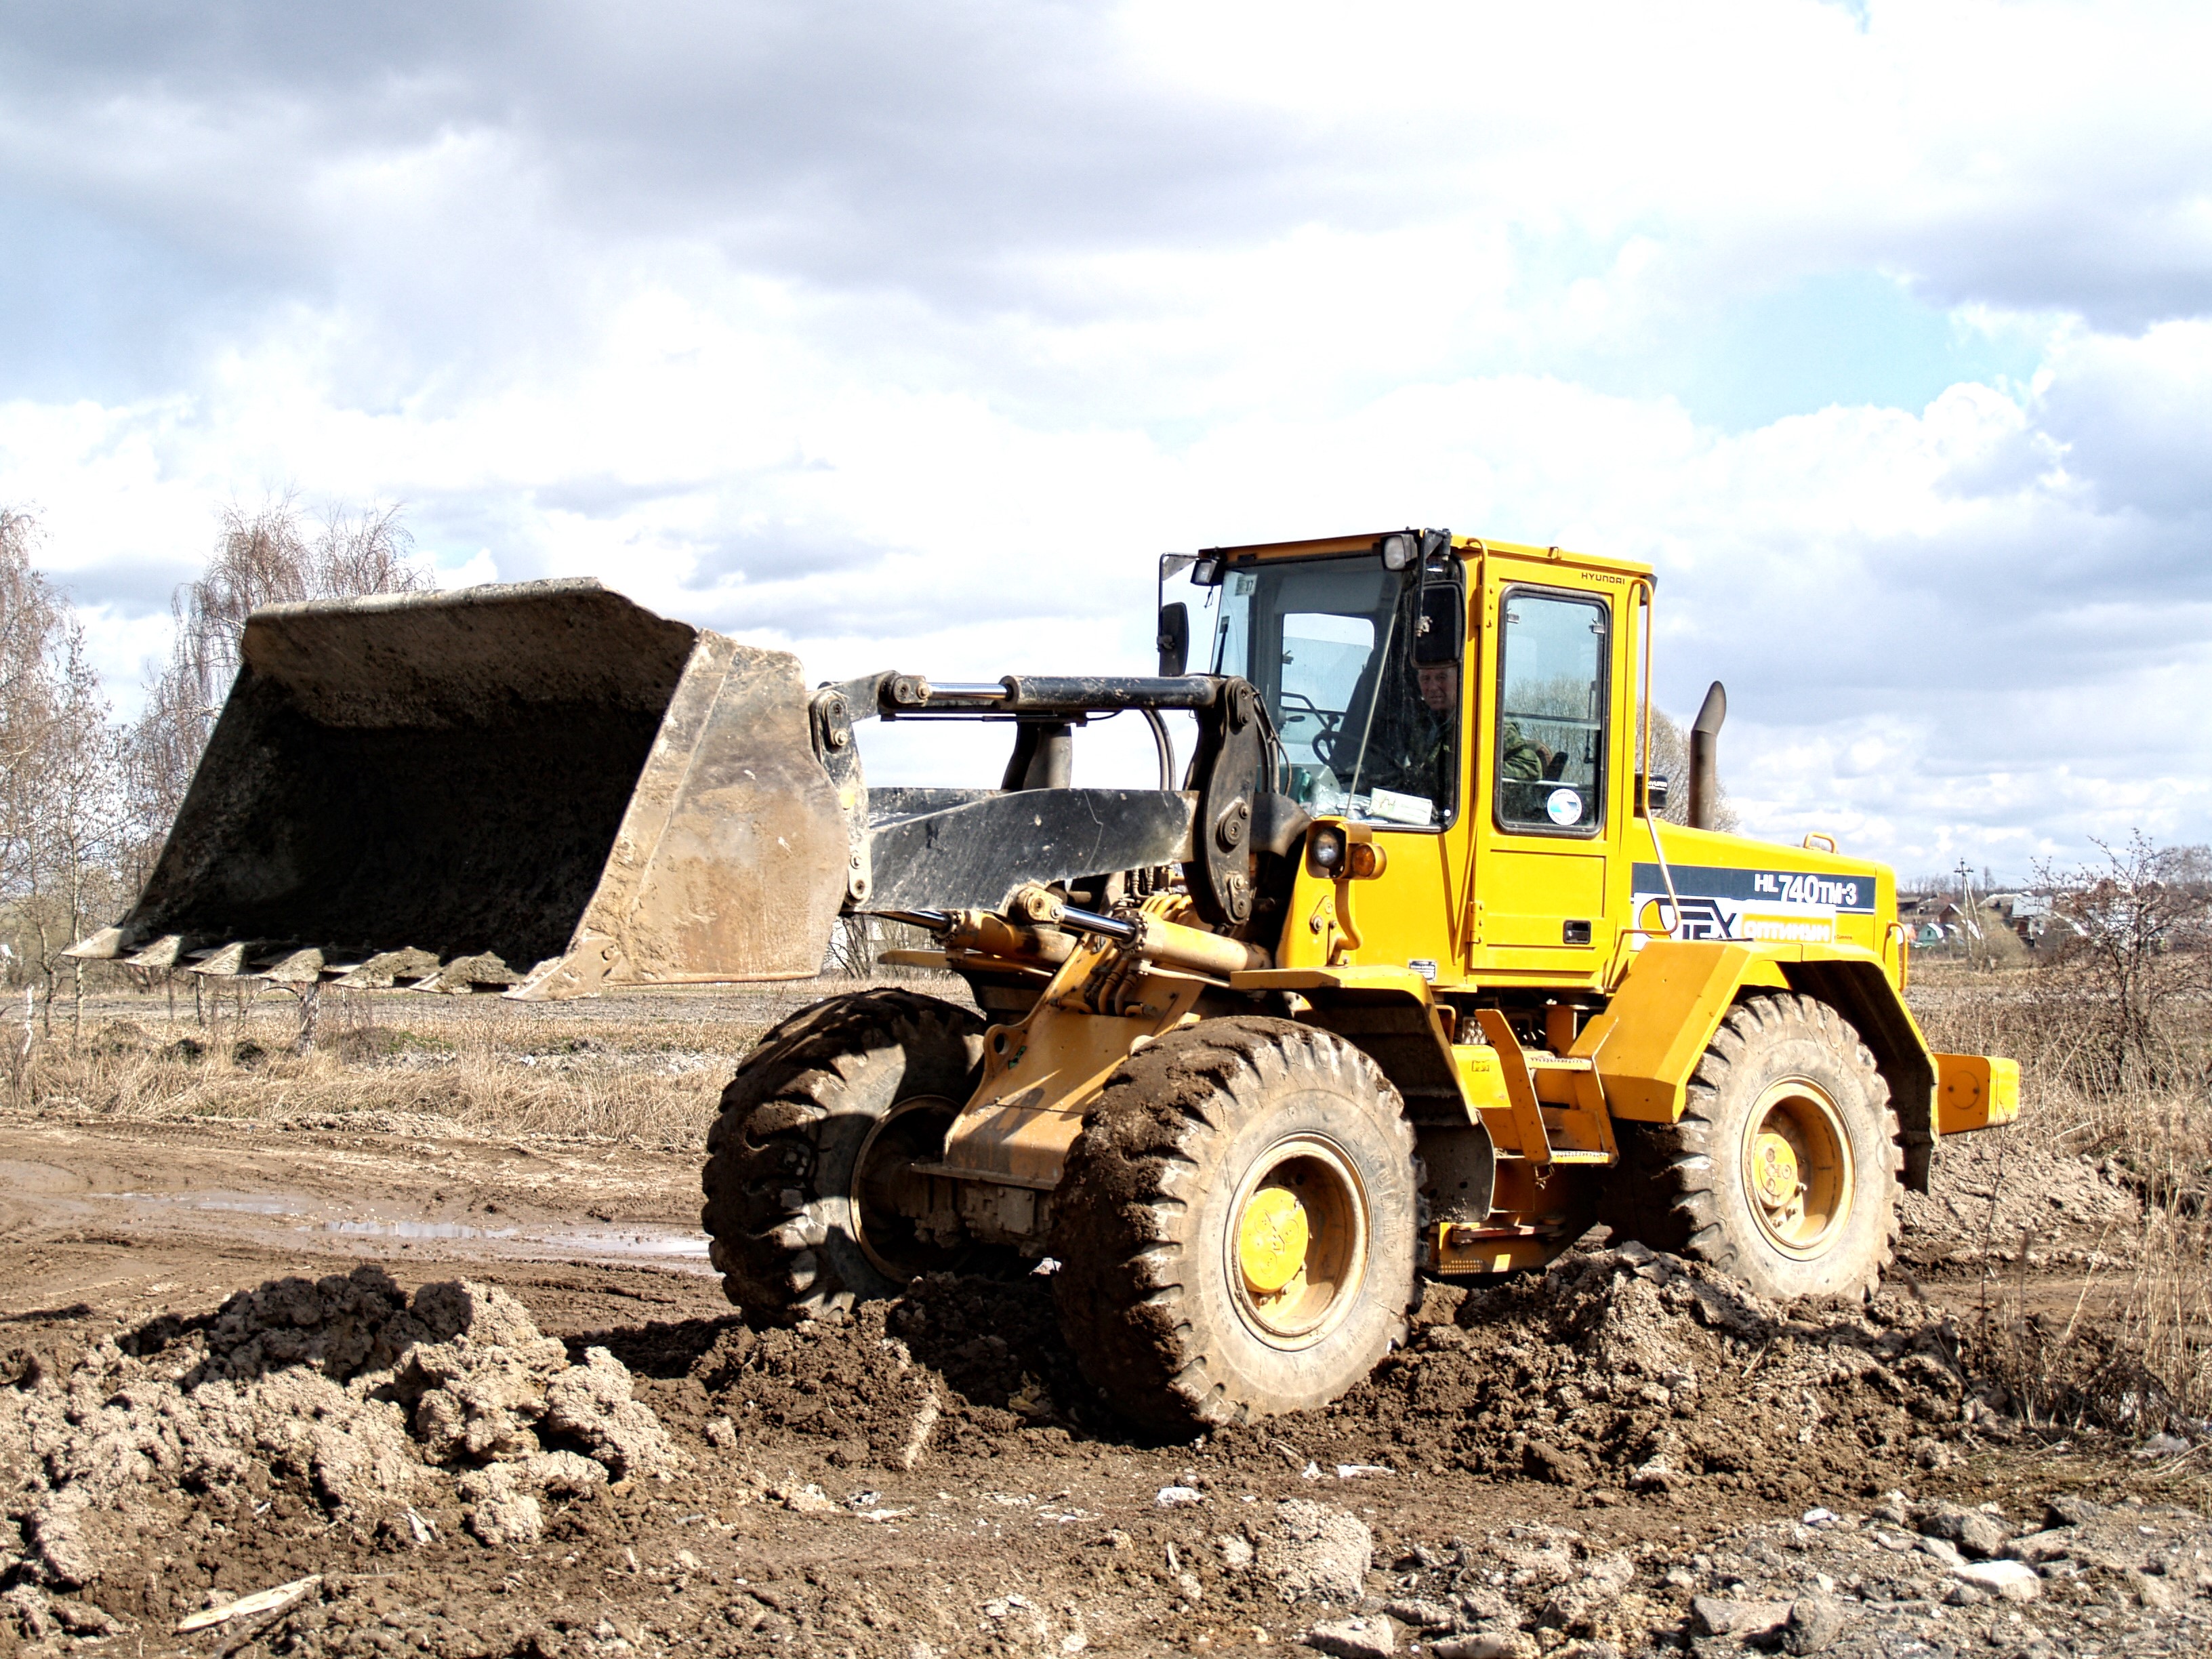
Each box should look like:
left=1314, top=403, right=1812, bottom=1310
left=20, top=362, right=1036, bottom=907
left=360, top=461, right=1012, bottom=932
left=1202, top=554, right=1456, bottom=827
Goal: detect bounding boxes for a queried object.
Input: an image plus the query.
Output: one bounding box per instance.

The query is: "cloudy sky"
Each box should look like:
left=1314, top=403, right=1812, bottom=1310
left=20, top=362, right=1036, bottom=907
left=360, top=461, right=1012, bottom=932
left=3, top=0, right=2209, bottom=879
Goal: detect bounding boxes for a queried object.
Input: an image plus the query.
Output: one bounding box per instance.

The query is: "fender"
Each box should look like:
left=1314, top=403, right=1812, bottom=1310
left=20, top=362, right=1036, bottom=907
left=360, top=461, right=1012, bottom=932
left=1579, top=940, right=2011, bottom=1195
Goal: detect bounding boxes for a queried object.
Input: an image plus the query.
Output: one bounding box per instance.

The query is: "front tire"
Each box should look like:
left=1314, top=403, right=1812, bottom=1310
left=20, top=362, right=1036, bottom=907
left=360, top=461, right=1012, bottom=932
left=1603, top=993, right=1900, bottom=1300
left=701, top=989, right=984, bottom=1322
left=1051, top=1017, right=1419, bottom=1431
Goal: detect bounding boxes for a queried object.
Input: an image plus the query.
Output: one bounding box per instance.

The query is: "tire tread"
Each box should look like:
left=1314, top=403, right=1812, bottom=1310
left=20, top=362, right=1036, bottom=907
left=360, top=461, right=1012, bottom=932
left=1052, top=1016, right=1418, bottom=1430
left=699, top=988, right=983, bottom=1321
left=1601, top=992, right=1902, bottom=1299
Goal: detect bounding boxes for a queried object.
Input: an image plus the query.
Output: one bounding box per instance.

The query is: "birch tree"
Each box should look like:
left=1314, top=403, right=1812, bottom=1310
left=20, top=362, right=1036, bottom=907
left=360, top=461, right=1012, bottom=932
left=127, top=497, right=432, bottom=873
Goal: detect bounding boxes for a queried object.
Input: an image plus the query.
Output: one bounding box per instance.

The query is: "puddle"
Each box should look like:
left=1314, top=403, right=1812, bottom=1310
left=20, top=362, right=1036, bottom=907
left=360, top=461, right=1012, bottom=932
left=324, top=1218, right=519, bottom=1242
left=322, top=1218, right=707, bottom=1263
left=87, top=1189, right=714, bottom=1273
left=543, top=1228, right=712, bottom=1261
left=104, top=1190, right=304, bottom=1217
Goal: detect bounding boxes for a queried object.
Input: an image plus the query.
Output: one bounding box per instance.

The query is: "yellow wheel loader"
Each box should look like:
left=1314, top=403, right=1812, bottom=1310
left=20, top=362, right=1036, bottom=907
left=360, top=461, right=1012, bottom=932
left=72, top=532, right=2018, bottom=1431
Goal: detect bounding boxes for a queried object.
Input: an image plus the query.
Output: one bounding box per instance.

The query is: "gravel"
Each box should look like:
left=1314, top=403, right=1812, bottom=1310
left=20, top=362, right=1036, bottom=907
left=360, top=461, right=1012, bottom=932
left=1368, top=1494, right=2212, bottom=1659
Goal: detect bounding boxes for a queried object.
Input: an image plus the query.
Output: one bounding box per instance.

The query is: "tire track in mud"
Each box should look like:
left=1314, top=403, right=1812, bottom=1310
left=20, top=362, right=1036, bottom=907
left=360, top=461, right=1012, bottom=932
left=4, top=1107, right=2200, bottom=1658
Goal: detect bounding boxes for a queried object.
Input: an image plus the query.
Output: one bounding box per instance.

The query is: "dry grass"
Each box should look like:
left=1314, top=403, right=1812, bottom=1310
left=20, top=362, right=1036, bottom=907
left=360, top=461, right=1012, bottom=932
left=1911, top=959, right=2212, bottom=1435
left=1965, top=1195, right=2212, bottom=1437
left=8, top=960, right=2207, bottom=1435
left=1, top=976, right=960, bottom=1147
left=1910, top=961, right=2212, bottom=1163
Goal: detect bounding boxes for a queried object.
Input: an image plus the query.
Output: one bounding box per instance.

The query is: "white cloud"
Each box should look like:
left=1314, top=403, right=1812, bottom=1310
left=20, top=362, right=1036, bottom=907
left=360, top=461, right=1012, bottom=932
left=2, top=1, right=2211, bottom=877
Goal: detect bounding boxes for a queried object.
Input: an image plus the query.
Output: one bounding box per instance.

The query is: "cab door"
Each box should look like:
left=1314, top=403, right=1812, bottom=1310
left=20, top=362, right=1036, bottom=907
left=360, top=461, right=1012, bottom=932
left=1467, top=562, right=1622, bottom=985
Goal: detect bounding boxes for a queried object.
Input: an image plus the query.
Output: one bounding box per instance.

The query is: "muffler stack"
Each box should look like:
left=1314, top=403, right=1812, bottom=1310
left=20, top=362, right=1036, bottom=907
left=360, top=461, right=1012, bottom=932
left=69, top=580, right=851, bottom=998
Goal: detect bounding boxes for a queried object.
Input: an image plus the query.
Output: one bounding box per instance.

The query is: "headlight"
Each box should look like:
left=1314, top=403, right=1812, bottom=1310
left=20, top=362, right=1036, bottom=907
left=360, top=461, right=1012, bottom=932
left=1307, top=825, right=1387, bottom=880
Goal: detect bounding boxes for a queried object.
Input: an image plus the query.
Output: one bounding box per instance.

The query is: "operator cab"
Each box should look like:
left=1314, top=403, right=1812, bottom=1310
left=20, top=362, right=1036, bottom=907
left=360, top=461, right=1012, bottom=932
left=1161, top=531, right=1469, bottom=831
left=1163, top=530, right=1614, bottom=845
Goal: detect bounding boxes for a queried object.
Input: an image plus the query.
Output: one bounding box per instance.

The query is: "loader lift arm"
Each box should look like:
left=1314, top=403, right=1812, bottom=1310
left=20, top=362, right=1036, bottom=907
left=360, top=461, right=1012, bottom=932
left=66, top=579, right=1308, bottom=1000
left=816, top=668, right=1308, bottom=928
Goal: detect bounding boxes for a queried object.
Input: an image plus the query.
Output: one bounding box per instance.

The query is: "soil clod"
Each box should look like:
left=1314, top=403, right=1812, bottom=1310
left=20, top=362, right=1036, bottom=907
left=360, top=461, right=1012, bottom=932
left=1, top=1267, right=678, bottom=1587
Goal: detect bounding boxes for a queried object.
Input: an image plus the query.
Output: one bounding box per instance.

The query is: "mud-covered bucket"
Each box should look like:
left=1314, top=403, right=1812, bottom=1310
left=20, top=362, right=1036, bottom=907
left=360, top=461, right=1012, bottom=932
left=72, top=579, right=849, bottom=997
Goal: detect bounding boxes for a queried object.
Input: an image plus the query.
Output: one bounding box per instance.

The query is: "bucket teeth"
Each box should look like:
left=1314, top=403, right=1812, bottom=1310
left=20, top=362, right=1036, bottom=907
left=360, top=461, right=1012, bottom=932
left=414, top=952, right=520, bottom=994
left=61, top=926, right=132, bottom=961
left=125, top=935, right=188, bottom=970
left=257, top=948, right=326, bottom=984
left=331, top=948, right=442, bottom=989
left=188, top=941, right=255, bottom=977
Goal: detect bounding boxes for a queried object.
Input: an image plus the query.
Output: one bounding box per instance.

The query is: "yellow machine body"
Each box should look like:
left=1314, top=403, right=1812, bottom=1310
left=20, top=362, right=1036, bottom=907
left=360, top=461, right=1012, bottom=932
left=918, top=533, right=2015, bottom=1272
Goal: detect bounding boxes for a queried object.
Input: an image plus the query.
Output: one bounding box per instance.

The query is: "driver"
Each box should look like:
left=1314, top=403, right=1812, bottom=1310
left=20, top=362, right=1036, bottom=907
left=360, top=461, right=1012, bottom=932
left=1502, top=719, right=1549, bottom=780
left=1361, top=662, right=1457, bottom=807
left=1416, top=663, right=1454, bottom=714
left=1376, top=664, right=1549, bottom=802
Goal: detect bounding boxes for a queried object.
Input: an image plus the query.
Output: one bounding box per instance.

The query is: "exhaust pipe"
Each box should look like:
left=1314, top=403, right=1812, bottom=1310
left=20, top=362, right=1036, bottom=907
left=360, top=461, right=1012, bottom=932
left=1689, top=680, right=1726, bottom=831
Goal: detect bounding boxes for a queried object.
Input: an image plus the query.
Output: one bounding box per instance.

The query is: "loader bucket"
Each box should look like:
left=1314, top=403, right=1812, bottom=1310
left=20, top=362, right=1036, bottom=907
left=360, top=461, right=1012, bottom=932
left=85, top=579, right=850, bottom=997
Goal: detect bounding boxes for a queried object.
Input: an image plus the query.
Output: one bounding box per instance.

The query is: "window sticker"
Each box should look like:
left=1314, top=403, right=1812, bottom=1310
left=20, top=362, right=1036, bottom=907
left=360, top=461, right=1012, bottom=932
left=1366, top=786, right=1435, bottom=826
left=1544, top=787, right=1582, bottom=826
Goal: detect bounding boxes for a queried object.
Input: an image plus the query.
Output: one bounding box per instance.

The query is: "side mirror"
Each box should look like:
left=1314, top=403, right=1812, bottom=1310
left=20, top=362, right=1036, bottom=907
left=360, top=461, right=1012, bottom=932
left=1157, top=601, right=1190, bottom=676
left=1643, top=775, right=1671, bottom=816
left=1411, top=583, right=1464, bottom=665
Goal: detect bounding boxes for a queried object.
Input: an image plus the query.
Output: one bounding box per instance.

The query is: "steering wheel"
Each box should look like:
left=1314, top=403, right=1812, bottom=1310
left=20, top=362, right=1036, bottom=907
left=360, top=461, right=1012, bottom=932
left=1279, top=693, right=1348, bottom=762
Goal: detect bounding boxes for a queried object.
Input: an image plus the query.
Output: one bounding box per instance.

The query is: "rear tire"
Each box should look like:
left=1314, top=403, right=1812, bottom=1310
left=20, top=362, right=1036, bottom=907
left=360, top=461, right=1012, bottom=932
left=701, top=989, right=984, bottom=1322
left=1602, top=993, right=1900, bottom=1300
left=1051, top=1017, right=1419, bottom=1431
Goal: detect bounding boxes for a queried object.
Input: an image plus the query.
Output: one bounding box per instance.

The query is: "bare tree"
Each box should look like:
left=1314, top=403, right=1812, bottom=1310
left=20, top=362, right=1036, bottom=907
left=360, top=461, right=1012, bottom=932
left=126, top=497, right=431, bottom=873
left=0, top=508, right=125, bottom=1036
left=0, top=508, right=56, bottom=901
left=1643, top=705, right=1739, bottom=832
left=2035, top=832, right=2212, bottom=1090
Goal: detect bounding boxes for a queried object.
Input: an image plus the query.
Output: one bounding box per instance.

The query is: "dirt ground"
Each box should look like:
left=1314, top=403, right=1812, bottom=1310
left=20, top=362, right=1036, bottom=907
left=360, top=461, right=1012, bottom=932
left=2, top=991, right=2208, bottom=1658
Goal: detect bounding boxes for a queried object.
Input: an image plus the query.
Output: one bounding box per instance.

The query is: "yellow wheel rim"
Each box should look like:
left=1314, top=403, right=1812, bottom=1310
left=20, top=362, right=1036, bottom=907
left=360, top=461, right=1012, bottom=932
left=1226, top=1136, right=1369, bottom=1349
left=1238, top=1185, right=1310, bottom=1295
left=1741, top=1078, right=1853, bottom=1260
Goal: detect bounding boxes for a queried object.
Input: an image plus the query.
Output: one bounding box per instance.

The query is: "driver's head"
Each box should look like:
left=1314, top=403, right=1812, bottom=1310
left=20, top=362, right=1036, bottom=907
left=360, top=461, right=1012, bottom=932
left=1417, top=663, right=1456, bottom=713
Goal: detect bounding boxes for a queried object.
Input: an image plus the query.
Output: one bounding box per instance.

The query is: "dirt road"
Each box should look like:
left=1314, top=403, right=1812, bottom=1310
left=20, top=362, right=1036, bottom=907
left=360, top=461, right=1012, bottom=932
left=0, top=1111, right=722, bottom=1339
left=3, top=1107, right=2205, bottom=1659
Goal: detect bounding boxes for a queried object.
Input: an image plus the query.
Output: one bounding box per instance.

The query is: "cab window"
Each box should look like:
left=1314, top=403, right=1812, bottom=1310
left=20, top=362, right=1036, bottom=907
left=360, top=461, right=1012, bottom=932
left=1495, top=590, right=1608, bottom=836
left=1208, top=556, right=1459, bottom=828
left=1279, top=611, right=1374, bottom=775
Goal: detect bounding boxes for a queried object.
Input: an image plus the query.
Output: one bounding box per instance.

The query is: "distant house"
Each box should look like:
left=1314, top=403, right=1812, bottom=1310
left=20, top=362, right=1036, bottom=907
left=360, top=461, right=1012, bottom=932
left=1984, top=891, right=2055, bottom=942
left=1896, top=895, right=1957, bottom=947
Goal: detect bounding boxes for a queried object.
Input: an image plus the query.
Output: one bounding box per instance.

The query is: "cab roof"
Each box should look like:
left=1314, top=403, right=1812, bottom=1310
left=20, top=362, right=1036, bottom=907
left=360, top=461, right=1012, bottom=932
left=1197, top=529, right=1652, bottom=580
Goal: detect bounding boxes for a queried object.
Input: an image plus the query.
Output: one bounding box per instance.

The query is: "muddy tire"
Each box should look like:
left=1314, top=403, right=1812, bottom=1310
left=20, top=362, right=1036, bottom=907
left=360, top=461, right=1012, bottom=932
left=1050, top=1017, right=1419, bottom=1431
left=701, top=989, right=984, bottom=1322
left=1601, top=993, right=1900, bottom=1300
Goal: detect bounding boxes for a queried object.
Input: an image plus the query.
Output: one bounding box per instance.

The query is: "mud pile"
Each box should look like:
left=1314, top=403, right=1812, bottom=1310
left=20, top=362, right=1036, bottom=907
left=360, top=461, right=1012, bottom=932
left=1900, top=1133, right=2141, bottom=1266
left=0, top=1267, right=678, bottom=1589
left=682, top=1244, right=1985, bottom=1507
left=689, top=1270, right=1099, bottom=1467
left=1217, top=1242, right=1983, bottom=1503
